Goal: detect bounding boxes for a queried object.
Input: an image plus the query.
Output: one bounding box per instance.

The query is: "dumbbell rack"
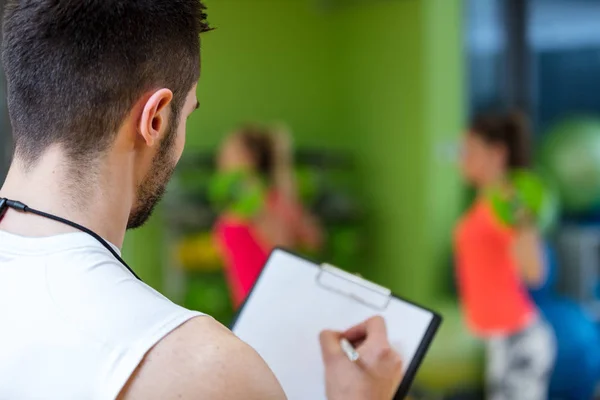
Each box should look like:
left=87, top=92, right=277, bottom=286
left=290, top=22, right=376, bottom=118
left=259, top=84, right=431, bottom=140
left=555, top=224, right=600, bottom=320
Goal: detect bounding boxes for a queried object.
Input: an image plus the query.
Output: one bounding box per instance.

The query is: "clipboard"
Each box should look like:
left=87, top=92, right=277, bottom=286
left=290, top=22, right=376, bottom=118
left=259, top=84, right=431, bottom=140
left=231, top=248, right=442, bottom=399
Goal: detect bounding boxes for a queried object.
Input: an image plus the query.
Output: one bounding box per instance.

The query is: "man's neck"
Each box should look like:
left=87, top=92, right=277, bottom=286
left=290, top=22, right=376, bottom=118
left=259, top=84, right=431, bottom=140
left=0, top=148, right=133, bottom=248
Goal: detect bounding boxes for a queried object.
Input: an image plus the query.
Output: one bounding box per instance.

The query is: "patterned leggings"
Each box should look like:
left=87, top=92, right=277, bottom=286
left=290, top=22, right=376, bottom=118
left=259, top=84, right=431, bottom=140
left=486, top=318, right=556, bottom=400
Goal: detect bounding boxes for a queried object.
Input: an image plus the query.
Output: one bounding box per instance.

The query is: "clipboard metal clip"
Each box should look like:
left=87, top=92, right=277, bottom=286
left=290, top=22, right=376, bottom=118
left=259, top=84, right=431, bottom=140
left=316, top=264, right=392, bottom=311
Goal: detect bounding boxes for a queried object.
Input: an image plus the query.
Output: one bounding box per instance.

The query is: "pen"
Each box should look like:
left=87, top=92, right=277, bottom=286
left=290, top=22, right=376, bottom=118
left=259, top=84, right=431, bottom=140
left=340, top=338, right=360, bottom=362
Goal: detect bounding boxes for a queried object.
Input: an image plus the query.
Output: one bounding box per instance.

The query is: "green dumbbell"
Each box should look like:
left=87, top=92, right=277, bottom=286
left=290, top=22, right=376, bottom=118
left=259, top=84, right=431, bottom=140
left=487, top=169, right=559, bottom=233
left=208, top=170, right=267, bottom=218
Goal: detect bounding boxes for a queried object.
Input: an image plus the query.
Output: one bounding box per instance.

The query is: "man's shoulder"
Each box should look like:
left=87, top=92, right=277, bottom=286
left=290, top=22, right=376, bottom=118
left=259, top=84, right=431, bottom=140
left=119, top=317, right=287, bottom=400
left=44, top=244, right=200, bottom=346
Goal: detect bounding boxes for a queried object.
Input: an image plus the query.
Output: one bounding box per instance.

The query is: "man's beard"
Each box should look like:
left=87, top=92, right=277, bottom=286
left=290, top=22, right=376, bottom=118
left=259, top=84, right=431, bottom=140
left=126, top=121, right=178, bottom=230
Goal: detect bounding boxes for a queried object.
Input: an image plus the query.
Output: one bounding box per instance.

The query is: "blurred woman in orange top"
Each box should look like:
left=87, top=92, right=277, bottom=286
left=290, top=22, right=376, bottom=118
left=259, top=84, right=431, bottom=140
left=455, top=112, right=556, bottom=400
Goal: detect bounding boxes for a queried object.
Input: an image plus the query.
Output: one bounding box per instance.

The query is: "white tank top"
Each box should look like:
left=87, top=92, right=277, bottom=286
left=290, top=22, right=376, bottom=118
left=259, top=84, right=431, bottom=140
left=0, top=230, right=203, bottom=400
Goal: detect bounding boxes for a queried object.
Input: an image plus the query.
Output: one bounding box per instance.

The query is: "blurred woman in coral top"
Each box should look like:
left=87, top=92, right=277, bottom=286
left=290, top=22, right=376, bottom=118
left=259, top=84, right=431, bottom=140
left=454, top=112, right=556, bottom=400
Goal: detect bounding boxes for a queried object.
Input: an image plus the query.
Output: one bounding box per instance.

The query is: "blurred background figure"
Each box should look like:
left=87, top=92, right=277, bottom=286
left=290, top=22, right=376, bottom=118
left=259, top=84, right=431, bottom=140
left=212, top=124, right=323, bottom=307
left=455, top=111, right=555, bottom=399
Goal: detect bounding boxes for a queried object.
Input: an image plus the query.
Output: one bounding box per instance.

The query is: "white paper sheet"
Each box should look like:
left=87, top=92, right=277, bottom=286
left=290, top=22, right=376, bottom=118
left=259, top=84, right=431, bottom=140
left=232, top=249, right=436, bottom=400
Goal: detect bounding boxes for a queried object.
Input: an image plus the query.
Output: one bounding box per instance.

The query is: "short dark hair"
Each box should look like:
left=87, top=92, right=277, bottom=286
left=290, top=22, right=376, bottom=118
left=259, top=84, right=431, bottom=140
left=2, top=0, right=211, bottom=168
left=470, top=111, right=531, bottom=169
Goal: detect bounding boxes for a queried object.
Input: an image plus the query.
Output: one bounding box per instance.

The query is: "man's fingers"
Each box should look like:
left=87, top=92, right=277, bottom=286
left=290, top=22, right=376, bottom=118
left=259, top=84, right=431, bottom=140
left=319, top=330, right=343, bottom=361
left=343, top=322, right=367, bottom=344
left=321, top=317, right=389, bottom=364
left=342, top=316, right=403, bottom=378
left=344, top=316, right=388, bottom=345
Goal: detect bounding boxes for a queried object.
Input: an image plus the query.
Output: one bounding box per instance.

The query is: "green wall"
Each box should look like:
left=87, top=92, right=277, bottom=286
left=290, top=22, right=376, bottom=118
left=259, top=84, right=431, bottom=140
left=124, top=0, right=465, bottom=306
left=188, top=0, right=338, bottom=149
left=330, top=0, right=464, bottom=303
left=422, top=0, right=466, bottom=301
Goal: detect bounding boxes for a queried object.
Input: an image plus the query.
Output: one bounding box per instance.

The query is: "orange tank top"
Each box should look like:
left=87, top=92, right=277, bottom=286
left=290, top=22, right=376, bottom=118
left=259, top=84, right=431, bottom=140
left=454, top=200, right=536, bottom=337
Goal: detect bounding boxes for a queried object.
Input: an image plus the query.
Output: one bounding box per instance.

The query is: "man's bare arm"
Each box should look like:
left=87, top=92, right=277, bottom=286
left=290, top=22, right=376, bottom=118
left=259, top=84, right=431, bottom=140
left=118, top=317, right=286, bottom=400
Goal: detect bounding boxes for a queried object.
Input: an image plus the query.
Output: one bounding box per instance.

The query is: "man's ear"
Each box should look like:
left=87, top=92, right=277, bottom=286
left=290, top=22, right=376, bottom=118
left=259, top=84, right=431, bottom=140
left=138, top=89, right=174, bottom=147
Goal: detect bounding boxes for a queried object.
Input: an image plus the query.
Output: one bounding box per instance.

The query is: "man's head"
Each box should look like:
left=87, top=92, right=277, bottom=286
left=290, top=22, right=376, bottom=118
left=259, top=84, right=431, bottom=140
left=2, top=0, right=210, bottom=229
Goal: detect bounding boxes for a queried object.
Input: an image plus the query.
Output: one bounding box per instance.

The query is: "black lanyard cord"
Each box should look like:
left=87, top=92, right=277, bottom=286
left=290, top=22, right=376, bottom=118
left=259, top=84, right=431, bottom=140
left=0, top=198, right=142, bottom=281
